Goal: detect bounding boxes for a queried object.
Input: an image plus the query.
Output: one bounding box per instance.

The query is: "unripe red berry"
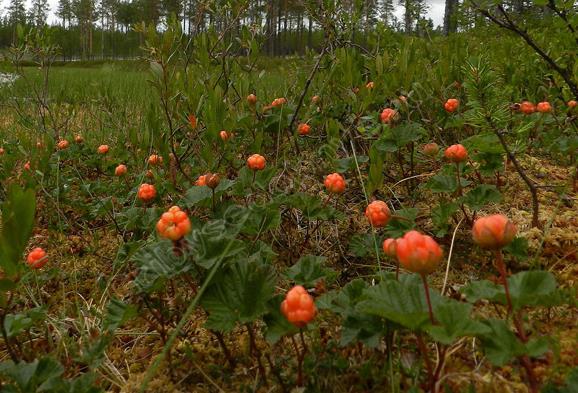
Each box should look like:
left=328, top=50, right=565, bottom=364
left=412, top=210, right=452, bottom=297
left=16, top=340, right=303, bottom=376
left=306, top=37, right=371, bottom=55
left=297, top=123, right=311, bottom=136
left=280, top=285, right=316, bottom=328
left=196, top=174, right=207, bottom=186
left=74, top=135, right=83, bottom=144
left=520, top=101, right=535, bottom=115
left=115, top=164, right=127, bottom=176
left=27, top=247, right=48, bottom=269
left=188, top=114, right=197, bottom=129
left=247, top=154, right=266, bottom=171
left=382, top=238, right=397, bottom=258
left=138, top=183, right=156, bottom=202
left=219, top=130, right=231, bottom=141
left=365, top=200, right=391, bottom=227
left=148, top=154, right=163, bottom=166
left=472, top=214, right=517, bottom=250
left=380, top=108, right=397, bottom=124
left=423, top=143, right=439, bottom=157
left=57, top=140, right=69, bottom=150
left=536, top=101, right=552, bottom=113
left=395, top=231, right=443, bottom=276
left=324, top=173, right=346, bottom=194
left=444, top=144, right=468, bottom=163
left=156, top=206, right=191, bottom=241
left=444, top=98, right=459, bottom=113
left=247, top=94, right=257, bottom=106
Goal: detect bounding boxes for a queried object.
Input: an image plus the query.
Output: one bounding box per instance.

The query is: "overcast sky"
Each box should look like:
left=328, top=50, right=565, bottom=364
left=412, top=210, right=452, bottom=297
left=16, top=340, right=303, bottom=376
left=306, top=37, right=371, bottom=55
left=4, top=0, right=447, bottom=28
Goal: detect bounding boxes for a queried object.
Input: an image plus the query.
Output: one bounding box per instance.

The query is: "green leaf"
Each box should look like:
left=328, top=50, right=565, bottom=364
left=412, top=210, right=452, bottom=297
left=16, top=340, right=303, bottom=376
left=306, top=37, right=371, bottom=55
left=4, top=313, right=33, bottom=338
left=508, top=271, right=557, bottom=309
left=285, top=255, right=336, bottom=288
left=263, top=294, right=299, bottom=343
left=241, top=201, right=281, bottom=236
left=478, top=319, right=550, bottom=366
left=503, top=237, right=528, bottom=259
left=282, top=193, right=342, bottom=221
left=0, top=358, right=63, bottom=392
left=425, top=174, right=458, bottom=194
left=384, top=208, right=417, bottom=238
left=461, top=185, right=501, bottom=211
left=0, top=185, right=36, bottom=277
left=357, top=274, right=443, bottom=331
left=478, top=319, right=526, bottom=366
left=321, top=279, right=386, bottom=347
left=348, top=233, right=378, bottom=258
left=131, top=240, right=195, bottom=293
left=187, top=220, right=246, bottom=270
left=431, top=201, right=459, bottom=237
left=202, top=259, right=276, bottom=332
left=462, top=279, right=505, bottom=305
left=462, top=132, right=504, bottom=154
left=102, top=298, right=137, bottom=332
left=184, top=179, right=234, bottom=208
left=426, top=302, right=489, bottom=345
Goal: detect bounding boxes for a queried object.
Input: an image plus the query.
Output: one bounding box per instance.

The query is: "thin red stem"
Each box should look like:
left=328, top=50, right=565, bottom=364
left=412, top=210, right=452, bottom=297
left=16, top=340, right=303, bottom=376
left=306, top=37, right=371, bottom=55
left=421, top=274, right=436, bottom=325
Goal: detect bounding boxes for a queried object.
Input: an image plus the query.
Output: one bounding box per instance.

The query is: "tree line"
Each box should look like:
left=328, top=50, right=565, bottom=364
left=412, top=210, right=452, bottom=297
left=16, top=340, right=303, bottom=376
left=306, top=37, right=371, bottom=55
left=0, top=0, right=530, bottom=60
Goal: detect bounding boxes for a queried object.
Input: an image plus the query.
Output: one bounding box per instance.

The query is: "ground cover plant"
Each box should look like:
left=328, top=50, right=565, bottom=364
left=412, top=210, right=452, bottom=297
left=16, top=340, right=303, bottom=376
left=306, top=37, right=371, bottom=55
left=0, top=1, right=577, bottom=392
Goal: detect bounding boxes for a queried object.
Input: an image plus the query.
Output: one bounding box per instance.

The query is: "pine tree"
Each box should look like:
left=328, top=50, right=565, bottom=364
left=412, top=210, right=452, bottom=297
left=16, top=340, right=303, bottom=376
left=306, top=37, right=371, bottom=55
left=29, top=0, right=50, bottom=27
left=443, top=0, right=458, bottom=35
left=73, top=0, right=97, bottom=59
left=57, top=0, right=73, bottom=28
left=400, top=0, right=428, bottom=33
left=7, top=0, right=27, bottom=26
left=379, top=0, right=395, bottom=26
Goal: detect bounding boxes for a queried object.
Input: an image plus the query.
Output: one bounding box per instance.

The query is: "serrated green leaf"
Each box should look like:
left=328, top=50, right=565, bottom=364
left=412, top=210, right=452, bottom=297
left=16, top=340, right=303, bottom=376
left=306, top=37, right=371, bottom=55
left=357, top=274, right=443, bottom=331
left=508, top=270, right=557, bottom=309
left=263, top=294, right=299, bottom=343
left=461, top=185, right=501, bottom=211
left=202, top=259, right=276, bottom=332
left=426, top=302, right=489, bottom=344
left=103, top=298, right=137, bottom=332
left=286, top=255, right=336, bottom=287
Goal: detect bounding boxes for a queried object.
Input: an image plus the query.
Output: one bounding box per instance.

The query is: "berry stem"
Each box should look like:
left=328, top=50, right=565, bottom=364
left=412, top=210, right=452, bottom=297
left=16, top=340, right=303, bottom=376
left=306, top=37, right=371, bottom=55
left=416, top=334, right=434, bottom=391
left=421, top=274, right=436, bottom=325
left=494, top=249, right=513, bottom=313
left=455, top=162, right=462, bottom=197
left=494, top=250, right=539, bottom=392
left=291, top=334, right=304, bottom=387
left=211, top=188, right=216, bottom=212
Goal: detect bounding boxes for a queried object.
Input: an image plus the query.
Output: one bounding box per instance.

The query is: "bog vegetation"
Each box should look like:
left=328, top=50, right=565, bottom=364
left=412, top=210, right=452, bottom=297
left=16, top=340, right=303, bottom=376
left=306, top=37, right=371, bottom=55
left=0, top=1, right=577, bottom=392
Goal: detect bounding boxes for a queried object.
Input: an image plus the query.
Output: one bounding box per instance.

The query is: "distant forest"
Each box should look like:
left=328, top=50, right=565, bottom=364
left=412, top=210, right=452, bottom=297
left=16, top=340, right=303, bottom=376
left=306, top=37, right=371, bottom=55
left=0, top=0, right=521, bottom=60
